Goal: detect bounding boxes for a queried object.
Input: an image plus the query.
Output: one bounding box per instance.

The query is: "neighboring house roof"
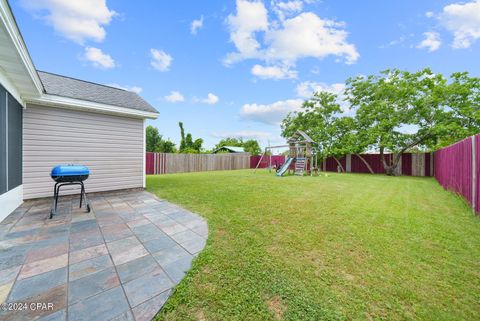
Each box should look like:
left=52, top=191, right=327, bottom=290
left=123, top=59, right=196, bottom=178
left=37, top=71, right=158, bottom=114
left=212, top=146, right=246, bottom=153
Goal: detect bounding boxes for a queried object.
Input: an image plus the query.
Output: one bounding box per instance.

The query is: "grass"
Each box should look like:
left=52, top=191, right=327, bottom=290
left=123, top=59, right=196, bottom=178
left=147, top=170, right=480, bottom=320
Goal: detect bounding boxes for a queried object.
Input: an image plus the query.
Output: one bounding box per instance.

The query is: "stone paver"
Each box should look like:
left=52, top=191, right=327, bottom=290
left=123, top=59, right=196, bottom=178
left=0, top=190, right=208, bottom=321
left=123, top=267, right=173, bottom=307
left=116, top=255, right=160, bottom=284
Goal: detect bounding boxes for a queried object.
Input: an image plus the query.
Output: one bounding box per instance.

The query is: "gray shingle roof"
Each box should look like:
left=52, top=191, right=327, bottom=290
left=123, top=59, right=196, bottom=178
left=37, top=71, right=158, bottom=114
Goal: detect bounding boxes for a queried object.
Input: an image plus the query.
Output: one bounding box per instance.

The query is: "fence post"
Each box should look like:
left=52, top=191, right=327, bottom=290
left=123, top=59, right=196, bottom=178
left=430, top=152, right=434, bottom=177
left=472, top=136, right=476, bottom=215
left=346, top=154, right=351, bottom=173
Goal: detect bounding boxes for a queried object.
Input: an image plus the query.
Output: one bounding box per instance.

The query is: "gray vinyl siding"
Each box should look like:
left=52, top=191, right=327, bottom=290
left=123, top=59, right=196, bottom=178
left=23, top=105, right=144, bottom=199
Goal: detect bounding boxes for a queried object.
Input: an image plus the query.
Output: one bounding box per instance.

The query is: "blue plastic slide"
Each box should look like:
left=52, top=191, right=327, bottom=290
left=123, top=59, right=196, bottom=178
left=276, top=157, right=293, bottom=176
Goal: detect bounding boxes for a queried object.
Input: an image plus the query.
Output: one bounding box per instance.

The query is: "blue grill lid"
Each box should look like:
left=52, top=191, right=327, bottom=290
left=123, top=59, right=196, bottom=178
left=51, top=165, right=90, bottom=177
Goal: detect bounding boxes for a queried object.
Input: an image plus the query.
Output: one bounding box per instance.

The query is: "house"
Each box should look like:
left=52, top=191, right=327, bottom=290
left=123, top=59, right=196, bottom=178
left=0, top=0, right=159, bottom=221
left=212, top=146, right=247, bottom=154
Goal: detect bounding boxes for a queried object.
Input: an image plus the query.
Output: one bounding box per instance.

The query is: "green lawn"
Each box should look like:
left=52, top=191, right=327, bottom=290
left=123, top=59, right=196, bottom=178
left=147, top=170, right=480, bottom=321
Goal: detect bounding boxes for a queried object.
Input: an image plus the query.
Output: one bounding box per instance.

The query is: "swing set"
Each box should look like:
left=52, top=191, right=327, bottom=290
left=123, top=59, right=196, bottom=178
left=254, top=130, right=318, bottom=176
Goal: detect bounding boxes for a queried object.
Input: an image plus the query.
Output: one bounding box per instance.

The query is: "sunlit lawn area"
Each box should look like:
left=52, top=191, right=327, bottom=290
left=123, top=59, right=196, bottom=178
left=147, top=170, right=480, bottom=320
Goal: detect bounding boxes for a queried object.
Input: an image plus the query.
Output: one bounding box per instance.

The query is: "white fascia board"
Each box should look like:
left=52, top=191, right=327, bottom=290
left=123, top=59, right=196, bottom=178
left=25, top=94, right=159, bottom=119
left=0, top=0, right=43, bottom=95
left=0, top=67, right=24, bottom=106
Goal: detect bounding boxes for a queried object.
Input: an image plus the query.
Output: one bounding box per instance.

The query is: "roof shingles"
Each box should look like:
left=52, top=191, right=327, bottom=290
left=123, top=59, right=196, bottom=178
left=37, top=71, right=158, bottom=114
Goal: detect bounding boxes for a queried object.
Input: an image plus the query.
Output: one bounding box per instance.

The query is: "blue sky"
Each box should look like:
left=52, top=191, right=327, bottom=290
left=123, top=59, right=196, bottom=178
left=11, top=0, right=480, bottom=150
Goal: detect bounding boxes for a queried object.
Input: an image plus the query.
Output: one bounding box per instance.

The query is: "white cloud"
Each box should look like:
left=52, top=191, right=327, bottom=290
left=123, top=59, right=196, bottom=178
left=191, top=15, right=204, bottom=35
left=425, top=11, right=435, bottom=18
left=202, top=93, right=219, bottom=104
left=295, top=81, right=345, bottom=98
left=276, top=1, right=303, bottom=13
left=107, top=83, right=142, bottom=93
left=82, top=47, right=115, bottom=68
left=225, top=0, right=269, bottom=63
left=439, top=0, right=480, bottom=48
left=150, top=49, right=173, bottom=71
left=224, top=0, right=359, bottom=74
left=272, top=1, right=304, bottom=20
left=251, top=64, right=297, bottom=79
left=265, top=12, right=359, bottom=65
left=417, top=31, right=441, bottom=52
left=164, top=91, right=185, bottom=103
left=20, top=0, right=116, bottom=44
left=240, top=99, right=303, bottom=125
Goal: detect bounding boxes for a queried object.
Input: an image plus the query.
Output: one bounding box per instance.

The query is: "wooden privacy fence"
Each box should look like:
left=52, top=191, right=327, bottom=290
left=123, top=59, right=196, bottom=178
left=250, top=155, right=286, bottom=169
left=323, top=153, right=433, bottom=177
left=146, top=152, right=250, bottom=174
left=434, top=135, right=478, bottom=214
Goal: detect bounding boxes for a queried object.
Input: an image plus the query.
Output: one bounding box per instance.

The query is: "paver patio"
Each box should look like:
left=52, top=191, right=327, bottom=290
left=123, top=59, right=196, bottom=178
left=0, top=190, right=208, bottom=321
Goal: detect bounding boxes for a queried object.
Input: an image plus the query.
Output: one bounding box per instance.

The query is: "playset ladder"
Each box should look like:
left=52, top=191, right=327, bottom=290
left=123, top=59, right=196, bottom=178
left=295, top=157, right=306, bottom=176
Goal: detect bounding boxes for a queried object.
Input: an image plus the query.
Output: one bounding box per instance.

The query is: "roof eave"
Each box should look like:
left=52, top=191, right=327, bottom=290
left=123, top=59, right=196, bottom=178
left=25, top=94, right=159, bottom=119
left=0, top=0, right=44, bottom=97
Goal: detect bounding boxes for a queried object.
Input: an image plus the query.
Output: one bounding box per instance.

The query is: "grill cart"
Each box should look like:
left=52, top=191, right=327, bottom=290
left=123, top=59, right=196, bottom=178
left=50, top=165, right=91, bottom=219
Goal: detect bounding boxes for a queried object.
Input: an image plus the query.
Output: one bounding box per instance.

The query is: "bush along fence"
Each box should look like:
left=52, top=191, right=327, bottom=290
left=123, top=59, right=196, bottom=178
left=434, top=135, right=478, bottom=214
left=323, top=153, right=433, bottom=177
left=146, top=152, right=250, bottom=174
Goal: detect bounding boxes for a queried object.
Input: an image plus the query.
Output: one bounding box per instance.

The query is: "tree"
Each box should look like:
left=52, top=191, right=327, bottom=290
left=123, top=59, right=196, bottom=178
left=346, top=68, right=451, bottom=175
left=443, top=72, right=480, bottom=147
left=158, top=139, right=176, bottom=153
left=215, top=138, right=243, bottom=149
left=331, top=116, right=375, bottom=174
left=214, top=137, right=262, bottom=155
left=179, top=122, right=186, bottom=152
left=282, top=91, right=347, bottom=170
left=146, top=125, right=161, bottom=152
left=282, top=68, right=480, bottom=176
left=145, top=125, right=177, bottom=153
left=178, top=122, right=203, bottom=153
left=243, top=139, right=261, bottom=155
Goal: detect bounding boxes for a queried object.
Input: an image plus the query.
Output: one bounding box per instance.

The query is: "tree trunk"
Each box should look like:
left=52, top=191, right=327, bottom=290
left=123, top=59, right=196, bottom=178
left=380, top=146, right=395, bottom=176
left=333, top=156, right=345, bottom=173
left=379, top=133, right=432, bottom=176
left=354, top=153, right=374, bottom=174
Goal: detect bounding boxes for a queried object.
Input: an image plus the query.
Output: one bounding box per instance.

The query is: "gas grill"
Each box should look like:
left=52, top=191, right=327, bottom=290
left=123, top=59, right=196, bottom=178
left=50, top=165, right=91, bottom=218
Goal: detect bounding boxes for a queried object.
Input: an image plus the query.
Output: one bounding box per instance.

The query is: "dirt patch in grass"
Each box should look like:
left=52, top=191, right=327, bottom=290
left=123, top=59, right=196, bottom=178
left=195, top=310, right=205, bottom=321
left=267, top=296, right=286, bottom=320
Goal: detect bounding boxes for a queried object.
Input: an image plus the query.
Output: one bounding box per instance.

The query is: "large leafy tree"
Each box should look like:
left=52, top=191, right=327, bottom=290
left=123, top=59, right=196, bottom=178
left=282, top=68, right=480, bottom=176
left=346, top=68, right=451, bottom=175
left=331, top=116, right=375, bottom=173
left=282, top=92, right=374, bottom=173
left=443, top=72, right=480, bottom=147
